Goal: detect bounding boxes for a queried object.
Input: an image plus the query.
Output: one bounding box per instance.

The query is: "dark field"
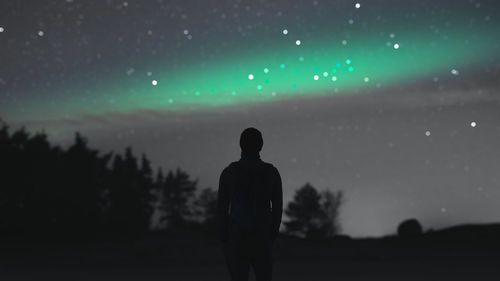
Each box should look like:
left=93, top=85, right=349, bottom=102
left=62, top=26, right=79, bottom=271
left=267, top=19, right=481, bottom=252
left=2, top=227, right=499, bottom=281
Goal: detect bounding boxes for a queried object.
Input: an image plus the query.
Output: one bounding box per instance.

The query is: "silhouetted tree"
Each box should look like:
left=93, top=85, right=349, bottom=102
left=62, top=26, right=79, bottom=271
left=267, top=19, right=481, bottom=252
left=0, top=125, right=114, bottom=235
left=60, top=133, right=112, bottom=233
left=157, top=168, right=198, bottom=228
left=398, top=218, right=423, bottom=238
left=0, top=126, right=50, bottom=232
left=320, top=190, right=344, bottom=237
left=0, top=119, right=239, bottom=236
left=105, top=148, right=154, bottom=233
left=285, top=183, right=326, bottom=238
left=285, top=183, right=344, bottom=239
left=194, top=187, right=218, bottom=225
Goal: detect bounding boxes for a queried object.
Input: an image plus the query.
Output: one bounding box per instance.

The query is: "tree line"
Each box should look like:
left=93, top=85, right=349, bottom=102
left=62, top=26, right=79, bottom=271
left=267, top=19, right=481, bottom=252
left=0, top=120, right=343, bottom=239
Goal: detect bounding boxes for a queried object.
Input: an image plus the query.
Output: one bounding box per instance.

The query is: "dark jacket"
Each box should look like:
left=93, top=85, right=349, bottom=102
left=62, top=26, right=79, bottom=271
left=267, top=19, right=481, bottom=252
left=217, top=155, right=283, bottom=242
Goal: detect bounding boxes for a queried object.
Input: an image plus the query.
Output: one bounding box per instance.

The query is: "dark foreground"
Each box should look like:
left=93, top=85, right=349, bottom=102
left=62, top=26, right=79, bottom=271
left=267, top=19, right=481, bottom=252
left=1, top=227, right=499, bottom=281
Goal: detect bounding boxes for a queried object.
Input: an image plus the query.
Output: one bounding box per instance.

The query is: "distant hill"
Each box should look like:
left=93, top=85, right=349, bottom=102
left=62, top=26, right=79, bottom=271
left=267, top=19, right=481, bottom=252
left=424, top=223, right=500, bottom=247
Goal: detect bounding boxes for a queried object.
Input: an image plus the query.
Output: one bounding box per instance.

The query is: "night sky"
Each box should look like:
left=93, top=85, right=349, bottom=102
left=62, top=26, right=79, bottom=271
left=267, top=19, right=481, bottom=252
left=1, top=0, right=500, bottom=237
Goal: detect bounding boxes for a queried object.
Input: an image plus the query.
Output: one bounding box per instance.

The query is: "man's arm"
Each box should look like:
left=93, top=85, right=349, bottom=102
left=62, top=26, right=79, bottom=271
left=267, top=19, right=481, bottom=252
left=217, top=168, right=231, bottom=242
left=270, top=167, right=283, bottom=241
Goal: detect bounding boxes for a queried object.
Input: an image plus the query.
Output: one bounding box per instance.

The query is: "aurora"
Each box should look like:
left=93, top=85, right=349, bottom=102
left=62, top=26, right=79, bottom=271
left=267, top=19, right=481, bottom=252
left=2, top=1, right=499, bottom=124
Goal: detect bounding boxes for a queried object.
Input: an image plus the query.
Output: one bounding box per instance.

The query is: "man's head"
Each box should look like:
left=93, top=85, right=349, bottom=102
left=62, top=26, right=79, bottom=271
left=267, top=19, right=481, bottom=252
left=240, top=127, right=263, bottom=153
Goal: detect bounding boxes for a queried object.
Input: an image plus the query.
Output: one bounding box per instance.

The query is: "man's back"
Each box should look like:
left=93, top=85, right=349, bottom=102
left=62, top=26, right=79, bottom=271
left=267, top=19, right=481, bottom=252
left=217, top=127, right=282, bottom=281
left=218, top=158, right=282, bottom=238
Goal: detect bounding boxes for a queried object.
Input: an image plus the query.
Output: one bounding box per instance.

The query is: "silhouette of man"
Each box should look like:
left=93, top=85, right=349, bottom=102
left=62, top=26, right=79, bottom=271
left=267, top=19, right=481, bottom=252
left=218, top=127, right=283, bottom=281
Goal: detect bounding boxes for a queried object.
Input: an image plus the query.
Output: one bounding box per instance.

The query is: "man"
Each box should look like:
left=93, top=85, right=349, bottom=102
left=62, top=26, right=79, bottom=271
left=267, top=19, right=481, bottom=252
left=218, top=127, right=283, bottom=281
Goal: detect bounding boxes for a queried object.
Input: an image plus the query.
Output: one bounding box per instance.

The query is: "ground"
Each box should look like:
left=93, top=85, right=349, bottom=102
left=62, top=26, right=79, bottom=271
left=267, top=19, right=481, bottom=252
left=1, top=232, right=498, bottom=280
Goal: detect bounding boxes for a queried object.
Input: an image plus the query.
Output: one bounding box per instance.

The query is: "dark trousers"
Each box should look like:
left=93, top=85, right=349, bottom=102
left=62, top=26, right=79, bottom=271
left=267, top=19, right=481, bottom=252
left=223, top=224, right=273, bottom=281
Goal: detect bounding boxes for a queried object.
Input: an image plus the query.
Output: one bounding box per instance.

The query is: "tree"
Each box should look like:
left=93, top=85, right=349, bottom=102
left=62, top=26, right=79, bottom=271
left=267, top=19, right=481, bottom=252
left=285, top=183, right=343, bottom=239
left=105, top=147, right=154, bottom=233
left=285, top=183, right=325, bottom=238
left=59, top=133, right=111, bottom=233
left=0, top=119, right=159, bottom=236
left=398, top=218, right=423, bottom=238
left=0, top=118, right=221, bottom=236
left=0, top=126, right=113, bottom=235
left=320, top=190, right=344, bottom=237
left=194, top=187, right=218, bottom=225
left=157, top=168, right=197, bottom=228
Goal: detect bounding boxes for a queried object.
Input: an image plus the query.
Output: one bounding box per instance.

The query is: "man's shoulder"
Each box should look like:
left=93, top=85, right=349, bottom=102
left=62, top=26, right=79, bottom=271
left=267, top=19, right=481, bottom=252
left=223, top=160, right=278, bottom=172
left=260, top=160, right=278, bottom=172
left=257, top=161, right=280, bottom=178
left=221, top=162, right=237, bottom=173
left=221, top=161, right=242, bottom=175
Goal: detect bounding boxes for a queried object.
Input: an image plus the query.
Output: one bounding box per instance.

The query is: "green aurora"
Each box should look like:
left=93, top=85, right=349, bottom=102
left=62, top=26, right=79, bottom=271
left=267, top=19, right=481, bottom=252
left=6, top=13, right=500, bottom=122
